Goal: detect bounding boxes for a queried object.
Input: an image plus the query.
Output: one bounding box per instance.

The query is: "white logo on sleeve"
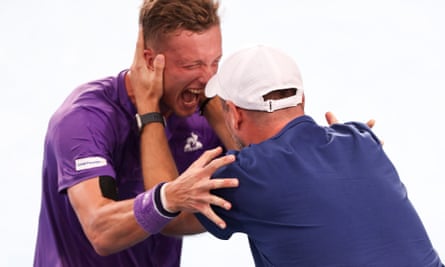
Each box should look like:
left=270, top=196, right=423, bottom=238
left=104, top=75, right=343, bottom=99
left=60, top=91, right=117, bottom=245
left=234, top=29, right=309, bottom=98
left=75, top=156, right=107, bottom=171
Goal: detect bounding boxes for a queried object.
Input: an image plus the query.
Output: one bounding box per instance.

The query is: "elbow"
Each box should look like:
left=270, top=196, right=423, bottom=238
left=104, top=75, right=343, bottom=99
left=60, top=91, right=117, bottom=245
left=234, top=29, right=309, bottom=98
left=95, top=248, right=114, bottom=257
left=85, top=217, right=121, bottom=256
left=90, top=233, right=143, bottom=256
left=94, top=246, right=113, bottom=257
left=86, top=223, right=145, bottom=256
left=82, top=211, right=148, bottom=256
left=95, top=247, right=112, bottom=257
left=89, top=232, right=115, bottom=256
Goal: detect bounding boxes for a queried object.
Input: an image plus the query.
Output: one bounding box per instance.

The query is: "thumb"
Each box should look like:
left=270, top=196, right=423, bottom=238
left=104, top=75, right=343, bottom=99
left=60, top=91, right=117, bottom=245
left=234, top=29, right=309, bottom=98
left=152, top=54, right=165, bottom=87
left=153, top=54, right=165, bottom=72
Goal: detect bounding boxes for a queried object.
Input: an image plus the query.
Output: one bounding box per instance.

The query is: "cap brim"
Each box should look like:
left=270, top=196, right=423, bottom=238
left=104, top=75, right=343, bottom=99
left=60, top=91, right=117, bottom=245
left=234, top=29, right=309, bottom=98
left=205, top=74, right=220, bottom=98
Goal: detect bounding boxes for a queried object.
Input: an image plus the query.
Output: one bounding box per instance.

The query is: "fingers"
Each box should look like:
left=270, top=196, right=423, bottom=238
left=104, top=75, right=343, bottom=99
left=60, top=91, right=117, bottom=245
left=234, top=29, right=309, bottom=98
left=200, top=206, right=227, bottom=229
left=209, top=177, right=239, bottom=190
left=326, top=111, right=377, bottom=130
left=366, top=119, right=376, bottom=129
left=189, top=146, right=224, bottom=168
left=325, top=111, right=339, bottom=125
left=152, top=54, right=165, bottom=91
left=170, top=147, right=237, bottom=229
left=129, top=27, right=165, bottom=111
left=153, top=54, right=165, bottom=72
left=365, top=119, right=383, bottom=144
left=209, top=194, right=233, bottom=210
left=132, top=26, right=145, bottom=68
left=200, top=184, right=239, bottom=228
left=205, top=154, right=236, bottom=173
left=202, top=178, right=238, bottom=229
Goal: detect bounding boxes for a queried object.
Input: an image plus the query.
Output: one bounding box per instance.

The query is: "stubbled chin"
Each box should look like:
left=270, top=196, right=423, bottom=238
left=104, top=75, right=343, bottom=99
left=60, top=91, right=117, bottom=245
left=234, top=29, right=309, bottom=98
left=172, top=99, right=198, bottom=117
left=175, top=106, right=197, bottom=117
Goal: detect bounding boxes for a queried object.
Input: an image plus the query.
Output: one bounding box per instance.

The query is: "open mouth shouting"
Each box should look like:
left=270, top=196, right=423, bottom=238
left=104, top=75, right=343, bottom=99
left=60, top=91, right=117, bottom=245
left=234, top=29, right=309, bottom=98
left=181, top=88, right=203, bottom=108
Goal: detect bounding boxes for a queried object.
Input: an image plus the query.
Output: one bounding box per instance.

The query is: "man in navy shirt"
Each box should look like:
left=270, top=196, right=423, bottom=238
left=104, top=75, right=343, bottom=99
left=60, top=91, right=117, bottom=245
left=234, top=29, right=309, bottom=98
left=197, top=45, right=444, bottom=266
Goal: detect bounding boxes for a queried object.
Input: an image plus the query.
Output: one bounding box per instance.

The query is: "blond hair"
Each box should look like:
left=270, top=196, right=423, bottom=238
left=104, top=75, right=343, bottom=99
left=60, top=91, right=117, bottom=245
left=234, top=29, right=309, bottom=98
left=139, top=0, right=220, bottom=48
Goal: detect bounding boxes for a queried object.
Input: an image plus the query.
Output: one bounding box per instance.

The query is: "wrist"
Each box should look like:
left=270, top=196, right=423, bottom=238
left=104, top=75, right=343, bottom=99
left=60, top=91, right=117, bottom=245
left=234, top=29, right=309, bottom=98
left=160, top=182, right=179, bottom=214
left=136, top=100, right=161, bottom=114
left=199, top=97, right=213, bottom=116
left=133, top=183, right=180, bottom=234
left=135, top=112, right=165, bottom=132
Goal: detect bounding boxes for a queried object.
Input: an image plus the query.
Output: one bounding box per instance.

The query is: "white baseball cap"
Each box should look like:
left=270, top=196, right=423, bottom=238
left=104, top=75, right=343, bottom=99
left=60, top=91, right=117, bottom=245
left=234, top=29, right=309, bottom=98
left=205, top=45, right=304, bottom=112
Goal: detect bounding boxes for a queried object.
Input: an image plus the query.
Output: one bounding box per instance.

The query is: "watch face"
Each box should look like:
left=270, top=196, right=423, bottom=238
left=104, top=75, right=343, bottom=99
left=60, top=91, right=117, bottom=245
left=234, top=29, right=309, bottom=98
left=136, top=114, right=143, bottom=130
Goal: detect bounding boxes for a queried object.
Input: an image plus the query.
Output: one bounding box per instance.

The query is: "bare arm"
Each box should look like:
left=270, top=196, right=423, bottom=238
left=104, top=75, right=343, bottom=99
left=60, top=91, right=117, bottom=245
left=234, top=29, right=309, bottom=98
left=67, top=147, right=237, bottom=255
left=139, top=116, right=178, bottom=190
left=127, top=27, right=178, bottom=190
left=68, top=178, right=148, bottom=256
left=162, top=212, right=206, bottom=236
left=127, top=28, right=211, bottom=236
left=201, top=96, right=240, bottom=150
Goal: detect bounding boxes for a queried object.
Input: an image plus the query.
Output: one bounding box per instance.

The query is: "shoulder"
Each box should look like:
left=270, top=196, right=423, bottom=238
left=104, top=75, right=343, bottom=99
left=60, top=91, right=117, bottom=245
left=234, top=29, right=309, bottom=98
left=330, top=121, right=381, bottom=145
left=52, top=75, right=132, bottom=132
left=218, top=146, right=270, bottom=177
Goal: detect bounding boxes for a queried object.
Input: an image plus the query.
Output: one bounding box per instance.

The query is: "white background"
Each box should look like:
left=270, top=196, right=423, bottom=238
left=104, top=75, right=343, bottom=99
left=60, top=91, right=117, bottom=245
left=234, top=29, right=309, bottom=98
left=1, top=0, right=444, bottom=266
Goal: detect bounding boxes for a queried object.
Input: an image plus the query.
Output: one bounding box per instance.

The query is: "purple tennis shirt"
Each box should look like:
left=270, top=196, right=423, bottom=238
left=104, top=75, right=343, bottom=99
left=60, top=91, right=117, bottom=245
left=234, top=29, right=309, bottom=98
left=34, top=70, right=222, bottom=266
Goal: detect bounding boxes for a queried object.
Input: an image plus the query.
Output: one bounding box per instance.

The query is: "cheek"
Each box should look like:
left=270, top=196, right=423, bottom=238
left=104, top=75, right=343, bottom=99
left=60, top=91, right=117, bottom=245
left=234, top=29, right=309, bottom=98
left=164, top=68, right=199, bottom=93
left=163, top=69, right=183, bottom=96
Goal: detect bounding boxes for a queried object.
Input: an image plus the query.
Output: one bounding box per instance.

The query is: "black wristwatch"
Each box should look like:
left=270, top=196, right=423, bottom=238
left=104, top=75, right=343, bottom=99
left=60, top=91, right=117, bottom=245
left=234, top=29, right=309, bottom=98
left=135, top=112, right=165, bottom=131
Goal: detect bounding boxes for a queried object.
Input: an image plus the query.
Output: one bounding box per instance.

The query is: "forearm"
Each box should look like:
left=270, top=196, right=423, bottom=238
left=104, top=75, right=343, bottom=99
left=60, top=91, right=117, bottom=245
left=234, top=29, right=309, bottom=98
left=134, top=83, right=178, bottom=190
left=202, top=96, right=239, bottom=150
left=129, top=34, right=178, bottom=190
left=68, top=178, right=172, bottom=256
left=86, top=199, right=149, bottom=256
left=139, top=120, right=178, bottom=189
left=161, top=212, right=206, bottom=236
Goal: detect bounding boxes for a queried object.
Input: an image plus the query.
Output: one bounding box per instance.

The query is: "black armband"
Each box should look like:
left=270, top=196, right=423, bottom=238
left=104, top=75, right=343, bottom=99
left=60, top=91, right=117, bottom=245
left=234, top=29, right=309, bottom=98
left=99, top=176, right=118, bottom=201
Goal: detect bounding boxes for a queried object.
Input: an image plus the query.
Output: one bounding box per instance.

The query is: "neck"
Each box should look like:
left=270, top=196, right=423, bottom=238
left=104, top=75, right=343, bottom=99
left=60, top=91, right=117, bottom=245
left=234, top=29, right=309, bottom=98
left=241, top=106, right=304, bottom=145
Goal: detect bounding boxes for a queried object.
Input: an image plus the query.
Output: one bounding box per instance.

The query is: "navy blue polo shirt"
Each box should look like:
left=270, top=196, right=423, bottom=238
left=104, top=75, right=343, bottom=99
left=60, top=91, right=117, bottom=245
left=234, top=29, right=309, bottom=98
left=197, top=115, right=442, bottom=267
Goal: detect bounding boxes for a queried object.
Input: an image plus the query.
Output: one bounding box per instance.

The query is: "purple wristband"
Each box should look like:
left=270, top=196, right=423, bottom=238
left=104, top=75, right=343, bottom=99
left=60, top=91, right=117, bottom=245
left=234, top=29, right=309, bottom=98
left=133, top=183, right=177, bottom=234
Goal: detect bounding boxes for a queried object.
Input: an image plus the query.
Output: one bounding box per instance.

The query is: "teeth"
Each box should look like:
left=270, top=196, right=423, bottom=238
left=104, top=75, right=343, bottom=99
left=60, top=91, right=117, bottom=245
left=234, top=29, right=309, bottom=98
left=188, top=89, right=202, bottom=95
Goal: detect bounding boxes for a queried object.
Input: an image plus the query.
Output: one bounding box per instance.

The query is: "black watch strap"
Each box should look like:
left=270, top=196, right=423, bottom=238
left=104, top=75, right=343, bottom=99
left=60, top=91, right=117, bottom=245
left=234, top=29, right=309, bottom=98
left=135, top=112, right=165, bottom=131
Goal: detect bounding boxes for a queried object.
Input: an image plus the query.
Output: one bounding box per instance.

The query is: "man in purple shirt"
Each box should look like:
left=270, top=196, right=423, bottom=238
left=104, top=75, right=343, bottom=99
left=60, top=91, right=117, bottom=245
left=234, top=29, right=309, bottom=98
left=33, top=1, right=238, bottom=266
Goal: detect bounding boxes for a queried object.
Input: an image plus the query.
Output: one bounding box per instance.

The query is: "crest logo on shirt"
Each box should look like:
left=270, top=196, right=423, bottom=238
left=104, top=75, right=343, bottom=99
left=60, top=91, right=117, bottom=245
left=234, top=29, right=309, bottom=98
left=184, top=132, right=203, bottom=152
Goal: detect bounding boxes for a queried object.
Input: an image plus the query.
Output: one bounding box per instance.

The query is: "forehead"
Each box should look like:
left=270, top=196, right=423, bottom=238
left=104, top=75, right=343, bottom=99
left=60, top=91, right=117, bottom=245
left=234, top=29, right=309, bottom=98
left=162, top=25, right=222, bottom=63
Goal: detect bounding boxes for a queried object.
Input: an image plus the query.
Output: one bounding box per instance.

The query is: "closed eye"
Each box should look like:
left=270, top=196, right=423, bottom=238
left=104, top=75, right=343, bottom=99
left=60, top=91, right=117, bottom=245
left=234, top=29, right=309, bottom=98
left=183, top=62, right=203, bottom=70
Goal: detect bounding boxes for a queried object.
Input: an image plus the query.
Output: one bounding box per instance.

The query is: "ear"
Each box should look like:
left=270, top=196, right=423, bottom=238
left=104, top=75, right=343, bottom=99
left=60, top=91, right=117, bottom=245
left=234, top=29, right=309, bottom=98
left=226, top=101, right=243, bottom=130
left=143, top=48, right=155, bottom=70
